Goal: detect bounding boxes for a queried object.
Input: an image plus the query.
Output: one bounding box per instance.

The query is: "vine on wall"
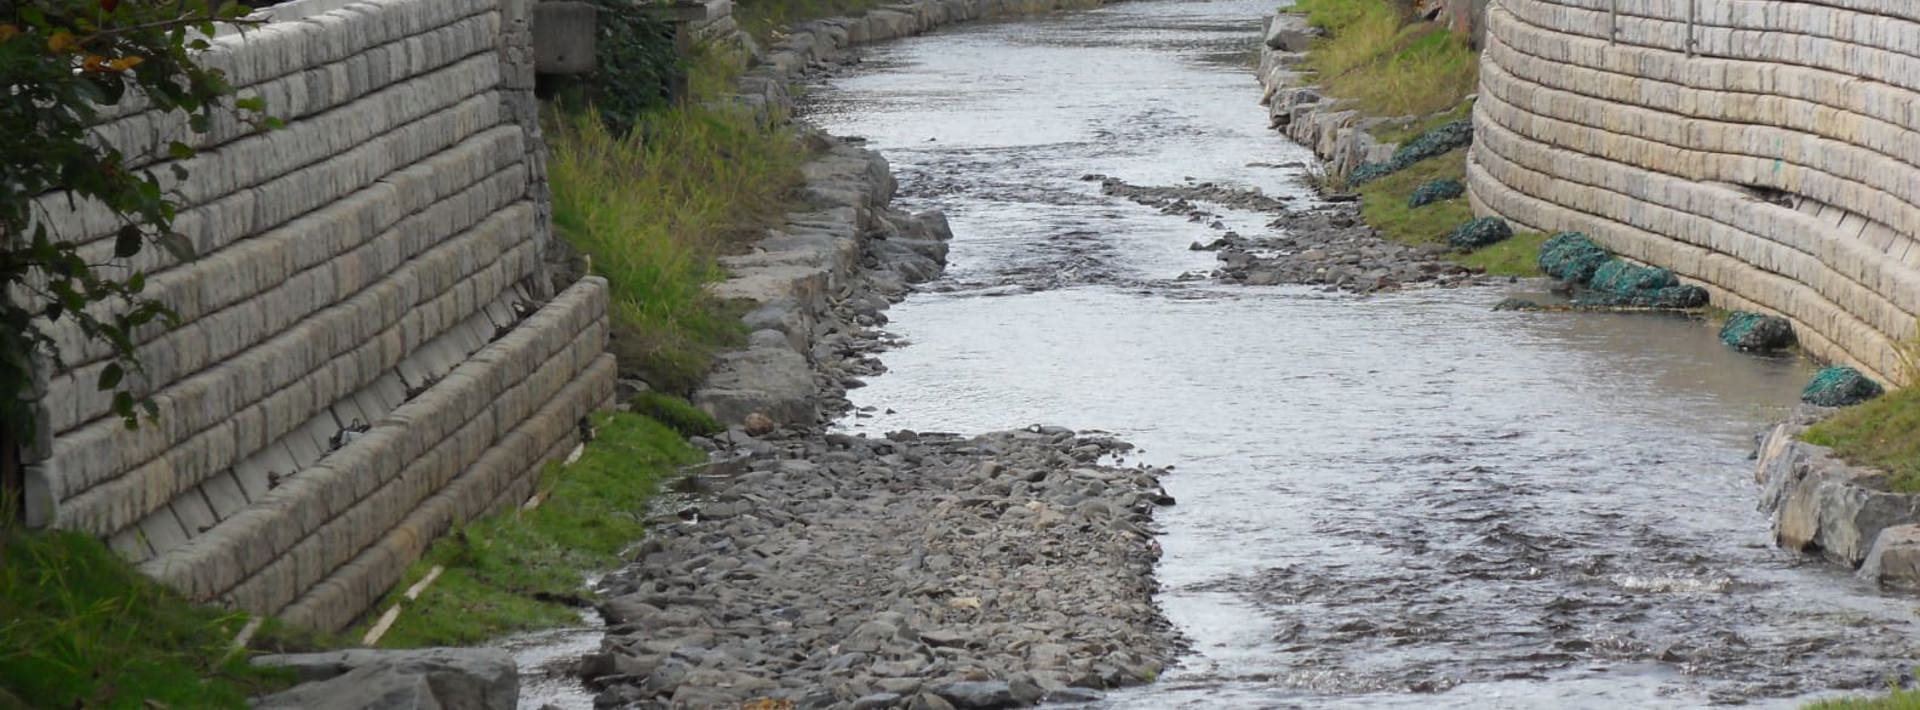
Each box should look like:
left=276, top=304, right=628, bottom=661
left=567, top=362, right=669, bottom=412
left=0, top=0, right=261, bottom=444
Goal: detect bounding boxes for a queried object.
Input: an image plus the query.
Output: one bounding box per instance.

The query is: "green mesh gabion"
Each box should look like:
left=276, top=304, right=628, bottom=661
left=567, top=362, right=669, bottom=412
left=1588, top=260, right=1678, bottom=293
left=1720, top=312, right=1796, bottom=352
left=1802, top=366, right=1884, bottom=407
left=1572, top=285, right=1710, bottom=309
left=1407, top=178, right=1465, bottom=208
left=1348, top=119, right=1474, bottom=186
left=1537, top=232, right=1610, bottom=284
left=1447, top=216, right=1513, bottom=249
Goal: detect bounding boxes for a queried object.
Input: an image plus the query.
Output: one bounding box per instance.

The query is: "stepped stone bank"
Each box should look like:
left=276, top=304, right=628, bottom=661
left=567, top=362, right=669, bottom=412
left=1466, top=0, right=1920, bottom=386
left=20, top=0, right=607, bottom=632
left=1262, top=0, right=1920, bottom=389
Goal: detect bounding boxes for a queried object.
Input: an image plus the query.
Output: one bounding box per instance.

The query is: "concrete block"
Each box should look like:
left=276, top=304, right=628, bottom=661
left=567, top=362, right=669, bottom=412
left=532, top=2, right=595, bottom=74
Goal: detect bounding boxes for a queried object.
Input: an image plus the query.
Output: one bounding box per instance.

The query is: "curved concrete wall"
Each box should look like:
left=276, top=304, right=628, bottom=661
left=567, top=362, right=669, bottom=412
left=22, top=0, right=610, bottom=631
left=1468, top=0, right=1920, bottom=385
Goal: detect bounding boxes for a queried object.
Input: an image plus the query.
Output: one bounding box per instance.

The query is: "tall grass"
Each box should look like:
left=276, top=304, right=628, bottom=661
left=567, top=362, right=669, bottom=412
left=1289, top=0, right=1479, bottom=117
left=548, top=50, right=809, bottom=394
left=0, top=524, right=296, bottom=708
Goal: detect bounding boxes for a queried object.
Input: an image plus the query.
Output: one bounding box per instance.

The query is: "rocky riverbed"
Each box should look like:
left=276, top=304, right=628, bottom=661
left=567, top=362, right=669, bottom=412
left=582, top=426, right=1177, bottom=708
left=569, top=131, right=1180, bottom=709
left=1090, top=175, right=1483, bottom=292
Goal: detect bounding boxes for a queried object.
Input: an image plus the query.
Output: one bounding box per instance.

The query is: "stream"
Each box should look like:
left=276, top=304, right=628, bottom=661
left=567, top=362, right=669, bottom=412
left=798, top=0, right=1920, bottom=706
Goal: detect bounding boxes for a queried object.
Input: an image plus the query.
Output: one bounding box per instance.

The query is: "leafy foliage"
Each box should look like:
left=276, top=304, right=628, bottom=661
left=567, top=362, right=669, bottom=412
left=565, top=0, right=680, bottom=136
left=1, top=0, right=261, bottom=440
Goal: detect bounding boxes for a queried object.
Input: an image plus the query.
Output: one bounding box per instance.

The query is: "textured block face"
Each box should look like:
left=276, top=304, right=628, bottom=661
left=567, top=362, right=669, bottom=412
left=1469, top=0, right=1920, bottom=387
left=531, top=2, right=596, bottom=74
left=19, top=0, right=591, bottom=633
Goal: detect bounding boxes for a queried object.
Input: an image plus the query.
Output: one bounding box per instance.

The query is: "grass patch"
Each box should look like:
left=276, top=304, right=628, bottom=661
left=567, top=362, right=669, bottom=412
left=1348, top=148, right=1543, bottom=277
left=1802, top=386, right=1920, bottom=493
left=1456, top=230, right=1546, bottom=277
left=1355, top=148, right=1473, bottom=243
left=550, top=49, right=810, bottom=395
left=631, top=391, right=724, bottom=438
left=0, top=526, right=298, bottom=708
left=1289, top=0, right=1479, bottom=117
left=359, top=412, right=702, bottom=648
left=1807, top=682, right=1920, bottom=709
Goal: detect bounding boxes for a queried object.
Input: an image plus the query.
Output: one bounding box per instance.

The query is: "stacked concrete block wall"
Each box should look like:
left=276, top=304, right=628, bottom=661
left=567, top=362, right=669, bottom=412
left=21, top=0, right=610, bottom=632
left=1468, top=0, right=1920, bottom=385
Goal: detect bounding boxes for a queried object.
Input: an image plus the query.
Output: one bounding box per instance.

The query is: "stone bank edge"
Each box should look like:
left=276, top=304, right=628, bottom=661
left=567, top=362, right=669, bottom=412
left=1757, top=419, right=1920, bottom=589
left=691, top=0, right=1108, bottom=427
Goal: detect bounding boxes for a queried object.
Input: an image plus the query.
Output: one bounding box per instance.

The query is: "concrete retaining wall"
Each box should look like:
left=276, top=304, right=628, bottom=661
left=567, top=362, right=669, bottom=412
left=1469, top=0, right=1920, bottom=385
left=23, top=0, right=609, bottom=632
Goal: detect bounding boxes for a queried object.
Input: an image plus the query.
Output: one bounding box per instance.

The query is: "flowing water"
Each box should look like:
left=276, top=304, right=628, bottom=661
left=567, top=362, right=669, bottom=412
left=800, top=1, right=1920, bottom=706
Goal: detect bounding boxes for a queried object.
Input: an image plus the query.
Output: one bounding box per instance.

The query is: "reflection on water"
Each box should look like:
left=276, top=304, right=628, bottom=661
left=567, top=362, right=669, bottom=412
left=802, top=1, right=1920, bottom=706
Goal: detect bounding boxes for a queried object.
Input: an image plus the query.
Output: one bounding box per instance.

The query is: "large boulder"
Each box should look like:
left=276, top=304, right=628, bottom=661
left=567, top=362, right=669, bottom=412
left=254, top=648, right=518, bottom=710
left=1263, top=16, right=1317, bottom=52
left=1861, top=524, right=1920, bottom=589
left=694, top=345, right=818, bottom=427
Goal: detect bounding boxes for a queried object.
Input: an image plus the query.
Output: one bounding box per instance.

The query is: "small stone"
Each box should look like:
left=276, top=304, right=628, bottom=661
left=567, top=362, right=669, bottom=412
left=745, top=412, right=778, bottom=436
left=933, top=680, right=1015, bottom=709
left=853, top=692, right=904, bottom=710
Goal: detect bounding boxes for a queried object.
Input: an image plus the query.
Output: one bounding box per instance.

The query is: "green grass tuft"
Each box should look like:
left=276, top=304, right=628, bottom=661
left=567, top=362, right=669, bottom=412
left=631, top=391, right=724, bottom=438
left=1347, top=148, right=1542, bottom=277
left=1802, top=386, right=1920, bottom=493
left=1805, top=679, right=1920, bottom=709
left=0, top=527, right=297, bottom=708
left=1289, top=0, right=1479, bottom=117
left=1456, top=230, right=1547, bottom=277
left=361, top=412, right=702, bottom=648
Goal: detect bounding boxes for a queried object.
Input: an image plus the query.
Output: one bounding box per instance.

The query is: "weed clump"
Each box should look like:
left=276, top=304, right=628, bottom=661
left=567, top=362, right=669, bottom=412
left=632, top=391, right=724, bottom=437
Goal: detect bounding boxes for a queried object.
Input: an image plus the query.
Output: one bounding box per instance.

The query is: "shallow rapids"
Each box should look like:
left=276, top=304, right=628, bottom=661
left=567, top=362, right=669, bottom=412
left=800, top=1, right=1920, bottom=706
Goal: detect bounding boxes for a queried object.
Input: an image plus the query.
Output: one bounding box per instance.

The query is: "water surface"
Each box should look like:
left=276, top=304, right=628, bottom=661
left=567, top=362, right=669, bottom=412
left=802, top=2, right=1920, bottom=706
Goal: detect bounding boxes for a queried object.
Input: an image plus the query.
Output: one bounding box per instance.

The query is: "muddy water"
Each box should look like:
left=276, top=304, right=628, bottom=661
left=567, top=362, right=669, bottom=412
left=801, top=1, right=1920, bottom=707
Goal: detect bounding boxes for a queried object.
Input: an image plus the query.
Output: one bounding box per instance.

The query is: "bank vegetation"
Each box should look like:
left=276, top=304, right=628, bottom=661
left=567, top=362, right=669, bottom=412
left=1290, top=0, right=1541, bottom=276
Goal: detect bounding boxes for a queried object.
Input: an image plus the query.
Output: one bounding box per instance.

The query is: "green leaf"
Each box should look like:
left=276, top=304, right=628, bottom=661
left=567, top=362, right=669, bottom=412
left=168, top=142, right=195, bottom=160
left=233, top=96, right=265, bottom=112
left=113, top=225, right=142, bottom=258
left=156, top=232, right=197, bottom=261
left=98, top=363, right=124, bottom=390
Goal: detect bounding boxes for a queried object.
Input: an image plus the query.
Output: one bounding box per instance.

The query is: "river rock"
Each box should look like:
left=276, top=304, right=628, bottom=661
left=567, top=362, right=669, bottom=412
left=253, top=648, right=517, bottom=710
left=930, top=681, right=1006, bottom=708
left=1860, top=524, right=1920, bottom=589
